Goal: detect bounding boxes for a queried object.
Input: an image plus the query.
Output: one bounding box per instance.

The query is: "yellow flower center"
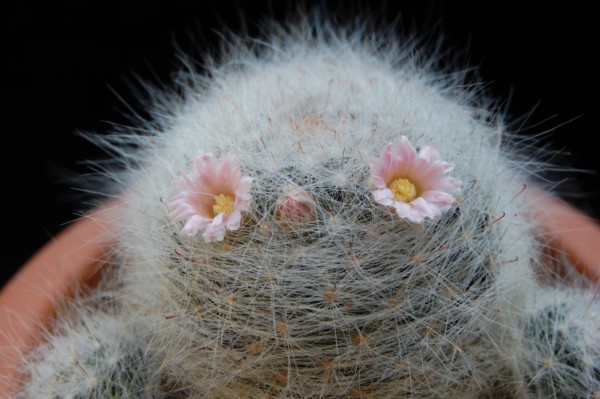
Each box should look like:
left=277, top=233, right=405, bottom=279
left=212, top=194, right=235, bottom=216
left=389, top=178, right=418, bottom=202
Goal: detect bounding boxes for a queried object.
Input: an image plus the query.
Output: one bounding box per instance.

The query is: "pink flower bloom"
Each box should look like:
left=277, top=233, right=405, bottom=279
left=369, top=136, right=462, bottom=223
left=168, top=154, right=253, bottom=242
left=275, top=188, right=317, bottom=228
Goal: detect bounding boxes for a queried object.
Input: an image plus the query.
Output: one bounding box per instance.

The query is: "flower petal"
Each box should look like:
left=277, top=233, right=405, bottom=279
left=430, top=176, right=462, bottom=193
left=418, top=145, right=439, bottom=163
left=409, top=197, right=439, bottom=220
left=168, top=153, right=253, bottom=240
left=369, top=171, right=388, bottom=189
left=395, top=136, right=417, bottom=163
left=386, top=137, right=418, bottom=179
left=203, top=213, right=227, bottom=242
left=372, top=188, right=396, bottom=206
left=218, top=155, right=241, bottom=185
left=169, top=199, right=195, bottom=221
left=369, top=136, right=462, bottom=223
left=421, top=190, right=455, bottom=208
left=392, top=201, right=413, bottom=219
left=181, top=214, right=212, bottom=237
left=225, top=210, right=242, bottom=230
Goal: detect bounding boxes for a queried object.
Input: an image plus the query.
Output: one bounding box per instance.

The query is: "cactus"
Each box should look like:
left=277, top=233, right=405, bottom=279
left=18, top=289, right=168, bottom=399
left=520, top=287, right=600, bottom=398
left=17, top=14, right=599, bottom=399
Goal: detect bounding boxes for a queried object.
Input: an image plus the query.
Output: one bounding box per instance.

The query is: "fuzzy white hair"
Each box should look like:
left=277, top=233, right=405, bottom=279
left=15, top=12, right=600, bottom=399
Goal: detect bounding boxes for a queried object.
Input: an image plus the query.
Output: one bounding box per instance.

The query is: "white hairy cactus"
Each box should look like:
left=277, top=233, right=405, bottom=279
left=520, top=287, right=600, bottom=398
left=19, top=290, right=166, bottom=399
left=16, top=13, right=599, bottom=399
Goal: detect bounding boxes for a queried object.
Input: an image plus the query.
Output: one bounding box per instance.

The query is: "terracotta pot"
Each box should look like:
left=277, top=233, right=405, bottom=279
left=0, top=197, right=598, bottom=398
left=0, top=204, right=117, bottom=398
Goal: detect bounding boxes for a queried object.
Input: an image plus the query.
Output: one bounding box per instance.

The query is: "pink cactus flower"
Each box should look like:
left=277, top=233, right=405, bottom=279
left=275, top=188, right=317, bottom=228
left=168, top=153, right=253, bottom=241
left=369, top=136, right=461, bottom=223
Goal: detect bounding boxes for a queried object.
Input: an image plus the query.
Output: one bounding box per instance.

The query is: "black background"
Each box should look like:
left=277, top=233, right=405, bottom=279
left=2, top=2, right=598, bottom=288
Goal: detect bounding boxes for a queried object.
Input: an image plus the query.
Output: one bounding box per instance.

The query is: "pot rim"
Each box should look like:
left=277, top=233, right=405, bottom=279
left=0, top=203, right=118, bottom=398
